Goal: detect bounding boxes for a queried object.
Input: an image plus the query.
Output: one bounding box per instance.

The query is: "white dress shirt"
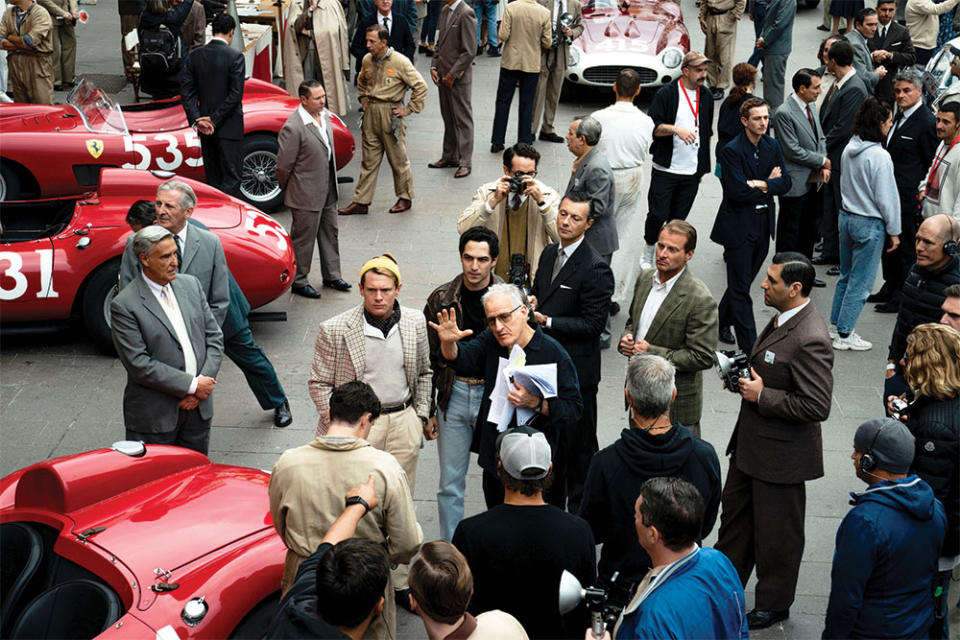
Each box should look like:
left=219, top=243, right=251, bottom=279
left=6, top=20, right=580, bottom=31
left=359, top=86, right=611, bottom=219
left=591, top=101, right=655, bottom=170
left=378, top=11, right=392, bottom=34
left=544, top=236, right=585, bottom=329
left=141, top=273, right=199, bottom=393
left=636, top=267, right=685, bottom=340
left=887, top=100, right=922, bottom=144
left=775, top=299, right=809, bottom=327
left=297, top=104, right=333, bottom=158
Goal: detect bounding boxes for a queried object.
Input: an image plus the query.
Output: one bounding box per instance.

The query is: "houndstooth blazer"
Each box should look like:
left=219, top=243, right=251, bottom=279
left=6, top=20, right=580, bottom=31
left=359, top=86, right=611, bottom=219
left=309, top=304, right=432, bottom=436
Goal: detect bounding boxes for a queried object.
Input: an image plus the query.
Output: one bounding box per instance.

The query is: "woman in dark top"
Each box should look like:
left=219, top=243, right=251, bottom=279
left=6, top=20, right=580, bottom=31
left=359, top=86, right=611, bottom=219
left=715, top=62, right=757, bottom=176
left=137, top=0, right=196, bottom=99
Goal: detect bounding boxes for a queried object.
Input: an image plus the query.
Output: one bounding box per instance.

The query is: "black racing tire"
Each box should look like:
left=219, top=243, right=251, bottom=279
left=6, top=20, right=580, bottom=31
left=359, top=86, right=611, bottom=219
left=229, top=592, right=281, bottom=639
left=82, top=260, right=120, bottom=355
left=0, top=161, right=22, bottom=201
left=240, top=134, right=284, bottom=213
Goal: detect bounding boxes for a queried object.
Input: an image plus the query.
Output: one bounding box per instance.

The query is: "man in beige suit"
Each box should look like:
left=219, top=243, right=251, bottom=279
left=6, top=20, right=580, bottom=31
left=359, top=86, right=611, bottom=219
left=489, top=0, right=551, bottom=151
left=531, top=0, right=582, bottom=143
left=427, top=0, right=477, bottom=178
left=38, top=0, right=77, bottom=89
left=277, top=80, right=351, bottom=299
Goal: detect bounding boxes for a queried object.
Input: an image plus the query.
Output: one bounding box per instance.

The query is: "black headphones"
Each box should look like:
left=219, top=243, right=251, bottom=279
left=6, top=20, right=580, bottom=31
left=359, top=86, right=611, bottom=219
left=858, top=423, right=886, bottom=473
left=945, top=217, right=960, bottom=257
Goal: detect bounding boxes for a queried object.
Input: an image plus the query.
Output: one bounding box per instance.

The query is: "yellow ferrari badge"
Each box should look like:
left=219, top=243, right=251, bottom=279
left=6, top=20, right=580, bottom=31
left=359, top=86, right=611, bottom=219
left=85, top=139, right=104, bottom=159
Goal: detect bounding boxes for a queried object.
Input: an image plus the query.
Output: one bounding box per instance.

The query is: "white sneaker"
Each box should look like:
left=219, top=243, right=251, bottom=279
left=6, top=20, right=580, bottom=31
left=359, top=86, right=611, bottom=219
left=829, top=324, right=838, bottom=340
left=641, top=244, right=655, bottom=270
left=833, top=332, right=872, bottom=351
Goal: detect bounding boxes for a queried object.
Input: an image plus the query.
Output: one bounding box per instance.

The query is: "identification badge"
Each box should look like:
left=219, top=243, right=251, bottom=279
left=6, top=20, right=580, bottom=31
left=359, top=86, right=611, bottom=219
left=764, top=350, right=775, bottom=364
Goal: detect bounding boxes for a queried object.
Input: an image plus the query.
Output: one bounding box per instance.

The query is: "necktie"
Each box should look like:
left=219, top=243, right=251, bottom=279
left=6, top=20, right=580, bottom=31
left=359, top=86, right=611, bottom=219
left=173, top=234, right=183, bottom=268
left=557, top=0, right=564, bottom=26
left=383, top=15, right=389, bottom=31
left=551, top=247, right=566, bottom=282
left=806, top=104, right=815, bottom=132
left=773, top=316, right=779, bottom=329
left=880, top=25, right=887, bottom=41
left=824, top=83, right=837, bottom=105
left=160, top=285, right=175, bottom=310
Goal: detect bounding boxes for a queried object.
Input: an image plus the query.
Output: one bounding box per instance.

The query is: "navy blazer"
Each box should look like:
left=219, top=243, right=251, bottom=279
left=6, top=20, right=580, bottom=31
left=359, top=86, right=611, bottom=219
left=884, top=106, right=937, bottom=197
left=351, top=10, right=416, bottom=72
left=181, top=38, right=246, bottom=140
left=710, top=132, right=792, bottom=248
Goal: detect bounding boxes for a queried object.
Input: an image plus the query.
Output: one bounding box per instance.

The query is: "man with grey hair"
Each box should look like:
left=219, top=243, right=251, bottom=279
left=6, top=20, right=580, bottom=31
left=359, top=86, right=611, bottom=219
left=111, top=225, right=224, bottom=454
left=579, top=353, right=721, bottom=584
left=430, top=282, right=583, bottom=507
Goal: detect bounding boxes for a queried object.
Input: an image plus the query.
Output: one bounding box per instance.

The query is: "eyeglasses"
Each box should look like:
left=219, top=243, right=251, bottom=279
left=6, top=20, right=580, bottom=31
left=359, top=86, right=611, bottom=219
left=486, top=304, right=522, bottom=327
left=511, top=170, right=537, bottom=178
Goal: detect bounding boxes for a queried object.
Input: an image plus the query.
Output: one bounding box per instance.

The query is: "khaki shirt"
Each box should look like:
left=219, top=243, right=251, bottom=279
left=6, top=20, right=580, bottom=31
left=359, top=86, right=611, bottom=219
left=357, top=47, right=428, bottom=113
left=0, top=2, right=53, bottom=55
left=37, top=0, right=79, bottom=20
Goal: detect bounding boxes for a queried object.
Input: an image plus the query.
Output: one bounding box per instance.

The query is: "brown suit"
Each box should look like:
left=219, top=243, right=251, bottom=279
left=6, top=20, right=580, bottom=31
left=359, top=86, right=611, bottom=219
left=715, top=301, right=834, bottom=612
left=432, top=0, right=477, bottom=167
left=276, top=106, right=342, bottom=286
left=531, top=0, right=582, bottom=136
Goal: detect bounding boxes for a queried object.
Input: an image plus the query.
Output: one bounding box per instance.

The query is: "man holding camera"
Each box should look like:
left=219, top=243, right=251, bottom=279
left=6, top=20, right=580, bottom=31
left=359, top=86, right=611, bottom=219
left=531, top=0, right=582, bottom=143
left=714, top=252, right=834, bottom=631
left=458, top=143, right=561, bottom=286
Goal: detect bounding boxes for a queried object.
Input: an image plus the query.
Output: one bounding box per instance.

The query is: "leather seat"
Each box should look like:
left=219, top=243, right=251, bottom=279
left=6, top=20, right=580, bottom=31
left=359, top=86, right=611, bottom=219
left=0, top=523, right=44, bottom=636
left=9, top=579, right=123, bottom=639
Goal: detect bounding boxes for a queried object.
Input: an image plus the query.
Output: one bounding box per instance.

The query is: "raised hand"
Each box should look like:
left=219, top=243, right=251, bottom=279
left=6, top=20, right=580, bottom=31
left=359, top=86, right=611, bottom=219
left=428, top=308, right=474, bottom=343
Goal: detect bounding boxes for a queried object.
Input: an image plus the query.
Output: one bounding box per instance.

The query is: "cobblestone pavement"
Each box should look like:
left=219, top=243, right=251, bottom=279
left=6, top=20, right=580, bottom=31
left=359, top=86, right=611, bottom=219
left=2, top=2, right=958, bottom=638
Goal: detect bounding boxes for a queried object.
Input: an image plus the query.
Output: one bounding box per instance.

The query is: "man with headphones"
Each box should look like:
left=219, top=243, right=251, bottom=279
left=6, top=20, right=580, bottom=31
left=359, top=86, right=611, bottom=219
left=885, top=213, right=960, bottom=403
left=823, top=417, right=946, bottom=639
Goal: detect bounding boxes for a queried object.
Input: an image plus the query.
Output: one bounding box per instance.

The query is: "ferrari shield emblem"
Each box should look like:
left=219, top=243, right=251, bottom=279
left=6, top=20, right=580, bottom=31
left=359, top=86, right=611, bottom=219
left=85, top=139, right=104, bottom=159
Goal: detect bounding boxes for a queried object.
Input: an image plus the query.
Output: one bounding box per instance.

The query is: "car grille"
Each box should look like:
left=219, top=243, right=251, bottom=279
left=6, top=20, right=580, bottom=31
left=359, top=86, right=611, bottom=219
left=584, top=66, right=658, bottom=84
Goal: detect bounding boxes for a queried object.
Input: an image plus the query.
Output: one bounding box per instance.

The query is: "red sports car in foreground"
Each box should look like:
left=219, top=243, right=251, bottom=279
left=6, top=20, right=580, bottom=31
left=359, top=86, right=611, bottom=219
left=0, top=443, right=285, bottom=639
left=0, top=78, right=355, bottom=213
left=0, top=168, right=295, bottom=350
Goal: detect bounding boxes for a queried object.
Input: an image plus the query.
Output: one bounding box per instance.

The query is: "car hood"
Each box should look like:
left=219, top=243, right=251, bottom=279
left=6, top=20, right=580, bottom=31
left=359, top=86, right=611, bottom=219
left=0, top=103, right=81, bottom=132
left=578, top=1, right=684, bottom=54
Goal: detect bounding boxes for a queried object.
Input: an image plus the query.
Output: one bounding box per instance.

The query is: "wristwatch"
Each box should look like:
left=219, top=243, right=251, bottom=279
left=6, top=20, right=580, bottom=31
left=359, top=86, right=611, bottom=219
left=345, top=495, right=371, bottom=514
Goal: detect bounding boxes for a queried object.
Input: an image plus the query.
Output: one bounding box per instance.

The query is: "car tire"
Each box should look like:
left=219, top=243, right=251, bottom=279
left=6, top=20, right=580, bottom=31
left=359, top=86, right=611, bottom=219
left=82, top=259, right=120, bottom=355
left=229, top=592, right=280, bottom=639
left=240, top=134, right=284, bottom=213
left=0, top=162, right=22, bottom=201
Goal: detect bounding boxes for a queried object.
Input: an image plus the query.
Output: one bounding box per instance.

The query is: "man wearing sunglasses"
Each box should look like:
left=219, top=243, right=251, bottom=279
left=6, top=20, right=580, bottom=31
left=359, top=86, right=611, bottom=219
left=429, top=282, right=583, bottom=508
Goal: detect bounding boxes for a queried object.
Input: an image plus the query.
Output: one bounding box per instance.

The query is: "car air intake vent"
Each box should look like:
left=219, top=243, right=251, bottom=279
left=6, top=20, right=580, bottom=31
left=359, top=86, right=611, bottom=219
left=584, top=66, right=657, bottom=84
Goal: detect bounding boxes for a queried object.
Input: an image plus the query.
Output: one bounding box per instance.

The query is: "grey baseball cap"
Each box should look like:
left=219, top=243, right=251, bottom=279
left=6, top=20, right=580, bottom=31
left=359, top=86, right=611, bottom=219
left=854, top=417, right=916, bottom=474
left=497, top=427, right=552, bottom=480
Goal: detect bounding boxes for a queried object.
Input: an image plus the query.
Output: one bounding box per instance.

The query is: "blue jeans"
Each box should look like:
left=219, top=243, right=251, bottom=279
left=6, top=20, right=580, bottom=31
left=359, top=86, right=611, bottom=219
left=830, top=212, right=885, bottom=335
left=422, top=0, right=441, bottom=44
left=437, top=379, right=484, bottom=541
left=474, top=0, right=498, bottom=47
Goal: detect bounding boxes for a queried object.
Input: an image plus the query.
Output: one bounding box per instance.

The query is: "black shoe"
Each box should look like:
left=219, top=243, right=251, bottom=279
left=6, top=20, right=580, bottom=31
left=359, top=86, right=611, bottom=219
left=874, top=300, right=900, bottom=313
left=719, top=327, right=736, bottom=345
left=291, top=284, right=322, bottom=299
left=710, top=87, right=725, bottom=101
left=538, top=131, right=564, bottom=143
left=813, top=278, right=826, bottom=288
left=609, top=302, right=620, bottom=316
left=491, top=143, right=505, bottom=153
left=812, top=254, right=839, bottom=265
left=477, top=44, right=484, bottom=55
left=747, top=609, right=789, bottom=630
left=274, top=400, right=293, bottom=427
left=323, top=278, right=352, bottom=291
left=487, top=44, right=501, bottom=57
left=826, top=266, right=840, bottom=276
left=866, top=288, right=893, bottom=303
left=420, top=44, right=428, bottom=54
left=395, top=589, right=414, bottom=613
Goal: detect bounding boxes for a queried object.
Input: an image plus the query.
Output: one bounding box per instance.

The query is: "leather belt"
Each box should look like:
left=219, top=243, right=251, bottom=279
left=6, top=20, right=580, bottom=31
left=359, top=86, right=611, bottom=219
left=707, top=7, right=731, bottom=14
left=455, top=376, right=485, bottom=386
left=381, top=399, right=412, bottom=414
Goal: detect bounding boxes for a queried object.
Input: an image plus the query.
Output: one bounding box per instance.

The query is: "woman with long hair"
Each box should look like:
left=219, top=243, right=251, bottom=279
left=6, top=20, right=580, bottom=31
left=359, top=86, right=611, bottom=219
left=714, top=63, right=756, bottom=177
left=829, top=97, right=900, bottom=351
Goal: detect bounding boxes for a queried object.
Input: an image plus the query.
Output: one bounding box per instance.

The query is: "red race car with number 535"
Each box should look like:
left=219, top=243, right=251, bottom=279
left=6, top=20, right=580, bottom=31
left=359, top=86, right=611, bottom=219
left=0, top=78, right=355, bottom=213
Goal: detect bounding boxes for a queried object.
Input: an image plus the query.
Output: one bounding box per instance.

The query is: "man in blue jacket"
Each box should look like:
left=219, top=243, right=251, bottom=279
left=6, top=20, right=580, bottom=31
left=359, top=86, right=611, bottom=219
left=823, top=417, right=947, bottom=639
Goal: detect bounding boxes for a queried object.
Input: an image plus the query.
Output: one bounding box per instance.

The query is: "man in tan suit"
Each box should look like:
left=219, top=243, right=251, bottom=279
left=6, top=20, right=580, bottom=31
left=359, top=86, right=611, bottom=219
left=37, top=0, right=77, bottom=90
left=489, top=0, right=551, bottom=151
left=531, top=0, right=582, bottom=143
left=283, top=0, right=351, bottom=116
left=0, top=0, right=53, bottom=105
left=427, top=0, right=477, bottom=178
left=277, top=81, right=351, bottom=299
left=699, top=0, right=746, bottom=100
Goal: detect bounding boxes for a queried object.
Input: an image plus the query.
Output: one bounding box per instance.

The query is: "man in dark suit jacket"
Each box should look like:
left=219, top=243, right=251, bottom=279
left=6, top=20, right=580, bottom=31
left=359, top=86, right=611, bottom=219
left=181, top=13, right=246, bottom=198
left=350, top=0, right=415, bottom=73
left=715, top=252, right=834, bottom=631
left=530, top=191, right=614, bottom=511
left=816, top=41, right=870, bottom=264
left=868, top=0, right=915, bottom=104
left=111, top=225, right=224, bottom=455
left=711, top=97, right=792, bottom=352
left=873, top=70, right=937, bottom=309
left=427, top=0, right=477, bottom=177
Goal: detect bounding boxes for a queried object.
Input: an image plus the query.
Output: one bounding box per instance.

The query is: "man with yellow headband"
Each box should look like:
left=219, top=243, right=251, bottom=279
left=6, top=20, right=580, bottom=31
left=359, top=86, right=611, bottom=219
left=308, top=252, right=431, bottom=612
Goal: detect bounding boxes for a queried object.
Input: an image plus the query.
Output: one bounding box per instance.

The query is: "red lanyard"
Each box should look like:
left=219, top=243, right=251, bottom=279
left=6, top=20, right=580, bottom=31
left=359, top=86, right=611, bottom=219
left=928, top=136, right=960, bottom=184
left=681, top=85, right=699, bottom=122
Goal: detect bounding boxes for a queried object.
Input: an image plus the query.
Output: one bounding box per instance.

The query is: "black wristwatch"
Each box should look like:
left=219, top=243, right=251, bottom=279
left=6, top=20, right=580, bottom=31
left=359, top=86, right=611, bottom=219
left=345, top=495, right=371, bottom=514
left=534, top=396, right=545, bottom=414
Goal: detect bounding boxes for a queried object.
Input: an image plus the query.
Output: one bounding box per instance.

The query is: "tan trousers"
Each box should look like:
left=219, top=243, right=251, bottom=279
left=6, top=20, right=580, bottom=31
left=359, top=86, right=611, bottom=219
left=532, top=47, right=565, bottom=135
left=352, top=102, right=414, bottom=205
left=704, top=12, right=738, bottom=91
left=7, top=53, right=53, bottom=105
left=51, top=22, right=76, bottom=84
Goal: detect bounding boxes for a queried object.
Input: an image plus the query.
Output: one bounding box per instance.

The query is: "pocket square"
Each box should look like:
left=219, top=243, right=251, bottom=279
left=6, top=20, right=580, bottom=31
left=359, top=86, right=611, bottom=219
left=560, top=284, right=572, bottom=290
left=900, top=136, right=913, bottom=140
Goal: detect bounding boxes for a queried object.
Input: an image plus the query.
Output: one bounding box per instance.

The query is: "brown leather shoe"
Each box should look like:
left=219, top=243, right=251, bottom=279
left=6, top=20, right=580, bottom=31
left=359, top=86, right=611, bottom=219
left=454, top=166, right=471, bottom=178
left=389, top=198, right=412, bottom=213
left=338, top=202, right=369, bottom=215
left=428, top=160, right=456, bottom=168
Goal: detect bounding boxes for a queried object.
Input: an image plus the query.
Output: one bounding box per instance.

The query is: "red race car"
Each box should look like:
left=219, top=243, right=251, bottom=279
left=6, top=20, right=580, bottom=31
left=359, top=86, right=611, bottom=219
left=0, top=168, right=295, bottom=350
left=0, top=77, right=355, bottom=213
left=0, top=443, right=286, bottom=639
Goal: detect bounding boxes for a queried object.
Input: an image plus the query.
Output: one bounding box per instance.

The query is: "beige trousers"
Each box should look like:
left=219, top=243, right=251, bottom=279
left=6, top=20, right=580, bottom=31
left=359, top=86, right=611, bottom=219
left=7, top=53, right=53, bottom=105
left=532, top=47, right=565, bottom=136
left=704, top=12, right=738, bottom=91
left=51, top=22, right=76, bottom=83
left=352, top=102, right=414, bottom=205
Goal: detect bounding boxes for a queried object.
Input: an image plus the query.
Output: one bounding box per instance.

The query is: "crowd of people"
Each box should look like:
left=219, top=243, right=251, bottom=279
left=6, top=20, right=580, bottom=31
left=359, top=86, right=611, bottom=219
left=5, top=0, right=958, bottom=637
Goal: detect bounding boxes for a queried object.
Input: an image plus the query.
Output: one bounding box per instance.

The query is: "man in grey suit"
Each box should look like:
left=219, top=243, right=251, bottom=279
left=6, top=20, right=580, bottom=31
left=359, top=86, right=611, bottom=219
left=427, top=0, right=477, bottom=178
left=120, top=179, right=230, bottom=328
left=532, top=0, right=582, bottom=143
left=276, top=80, right=350, bottom=299
left=111, top=225, right=224, bottom=455
left=773, top=69, right=831, bottom=275
left=848, top=8, right=886, bottom=93
left=754, top=0, right=795, bottom=111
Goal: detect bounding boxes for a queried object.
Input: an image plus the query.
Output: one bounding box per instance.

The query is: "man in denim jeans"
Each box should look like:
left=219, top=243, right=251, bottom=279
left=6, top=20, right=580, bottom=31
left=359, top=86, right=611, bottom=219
left=423, top=226, right=503, bottom=540
left=474, top=0, right=498, bottom=55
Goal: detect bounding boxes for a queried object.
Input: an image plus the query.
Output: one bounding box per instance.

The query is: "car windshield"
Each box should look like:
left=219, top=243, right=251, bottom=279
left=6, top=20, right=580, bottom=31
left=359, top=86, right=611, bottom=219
left=66, top=79, right=128, bottom=136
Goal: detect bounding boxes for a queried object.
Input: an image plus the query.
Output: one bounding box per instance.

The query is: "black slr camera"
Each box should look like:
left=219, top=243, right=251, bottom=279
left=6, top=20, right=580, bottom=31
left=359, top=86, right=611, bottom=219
left=508, top=174, right=527, bottom=194
left=559, top=571, right=635, bottom=638
left=715, top=350, right=752, bottom=393
left=507, top=253, right=528, bottom=288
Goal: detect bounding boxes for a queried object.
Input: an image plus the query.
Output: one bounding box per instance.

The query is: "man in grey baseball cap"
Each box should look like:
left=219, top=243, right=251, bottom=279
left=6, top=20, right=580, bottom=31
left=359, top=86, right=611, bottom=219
left=823, top=417, right=946, bottom=638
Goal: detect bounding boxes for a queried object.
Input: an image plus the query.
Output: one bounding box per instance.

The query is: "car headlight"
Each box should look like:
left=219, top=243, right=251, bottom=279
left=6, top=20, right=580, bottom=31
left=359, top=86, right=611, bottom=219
left=568, top=46, right=581, bottom=67
left=662, top=48, right=683, bottom=69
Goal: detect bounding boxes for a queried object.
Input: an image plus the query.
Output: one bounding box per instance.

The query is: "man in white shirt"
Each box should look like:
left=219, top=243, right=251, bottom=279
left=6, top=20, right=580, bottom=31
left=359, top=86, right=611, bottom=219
left=111, top=225, right=224, bottom=454
left=591, top=68, right=655, bottom=311
left=618, top=220, right=718, bottom=436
